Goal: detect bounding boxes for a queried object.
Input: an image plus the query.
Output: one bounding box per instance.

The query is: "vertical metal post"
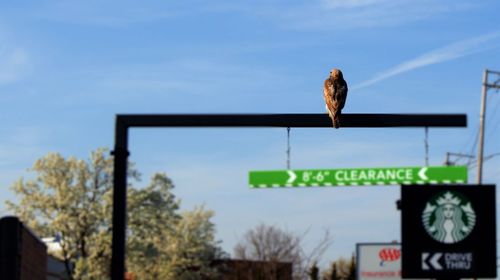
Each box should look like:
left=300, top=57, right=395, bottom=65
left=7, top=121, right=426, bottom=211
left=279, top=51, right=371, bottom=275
left=424, top=127, right=429, bottom=166
left=286, top=127, right=291, bottom=169
left=444, top=152, right=450, bottom=166
left=111, top=118, right=129, bottom=280
left=477, top=70, right=488, bottom=184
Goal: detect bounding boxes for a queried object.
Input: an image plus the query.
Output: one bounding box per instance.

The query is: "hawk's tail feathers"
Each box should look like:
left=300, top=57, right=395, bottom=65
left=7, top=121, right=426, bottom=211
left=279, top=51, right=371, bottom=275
left=333, top=112, right=341, bottom=129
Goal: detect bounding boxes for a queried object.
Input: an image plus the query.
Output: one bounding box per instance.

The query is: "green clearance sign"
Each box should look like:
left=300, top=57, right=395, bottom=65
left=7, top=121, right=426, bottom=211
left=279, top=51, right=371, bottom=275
left=249, top=166, right=467, bottom=188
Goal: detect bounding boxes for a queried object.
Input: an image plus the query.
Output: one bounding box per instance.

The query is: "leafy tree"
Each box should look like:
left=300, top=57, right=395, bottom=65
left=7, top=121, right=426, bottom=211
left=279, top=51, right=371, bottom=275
left=322, top=255, right=356, bottom=280
left=7, top=148, right=224, bottom=279
left=234, top=223, right=332, bottom=280
left=125, top=173, right=181, bottom=279
left=326, top=262, right=339, bottom=280
left=154, top=206, right=226, bottom=279
left=7, top=149, right=116, bottom=279
left=346, top=254, right=356, bottom=280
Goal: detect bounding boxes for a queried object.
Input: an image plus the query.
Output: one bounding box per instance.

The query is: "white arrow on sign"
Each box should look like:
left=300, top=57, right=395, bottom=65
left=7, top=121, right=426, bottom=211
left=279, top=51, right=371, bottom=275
left=422, top=252, right=443, bottom=270
left=287, top=170, right=297, bottom=184
left=422, top=253, right=430, bottom=270
left=418, top=167, right=428, bottom=180
left=430, top=253, right=443, bottom=270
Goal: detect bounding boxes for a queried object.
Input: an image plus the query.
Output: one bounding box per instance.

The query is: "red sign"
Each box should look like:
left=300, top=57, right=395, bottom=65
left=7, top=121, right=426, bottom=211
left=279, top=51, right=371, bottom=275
left=357, top=244, right=403, bottom=279
left=379, top=248, right=401, bottom=263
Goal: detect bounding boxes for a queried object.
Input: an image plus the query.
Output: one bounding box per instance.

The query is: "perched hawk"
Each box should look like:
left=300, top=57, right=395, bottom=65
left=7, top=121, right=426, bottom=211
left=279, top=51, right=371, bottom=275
left=324, top=68, right=348, bottom=128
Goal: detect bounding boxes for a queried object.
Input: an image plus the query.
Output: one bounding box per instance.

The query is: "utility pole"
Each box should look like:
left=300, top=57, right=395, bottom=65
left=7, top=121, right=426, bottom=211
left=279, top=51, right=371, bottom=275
left=477, top=69, right=500, bottom=184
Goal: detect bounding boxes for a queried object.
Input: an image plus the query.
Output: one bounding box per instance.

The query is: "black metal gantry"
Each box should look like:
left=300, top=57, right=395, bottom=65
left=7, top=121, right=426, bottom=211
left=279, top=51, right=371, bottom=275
left=111, top=113, right=466, bottom=280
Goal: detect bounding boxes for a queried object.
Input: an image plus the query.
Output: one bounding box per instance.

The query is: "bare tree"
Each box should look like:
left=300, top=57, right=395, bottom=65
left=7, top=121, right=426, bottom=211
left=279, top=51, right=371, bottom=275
left=234, top=223, right=332, bottom=280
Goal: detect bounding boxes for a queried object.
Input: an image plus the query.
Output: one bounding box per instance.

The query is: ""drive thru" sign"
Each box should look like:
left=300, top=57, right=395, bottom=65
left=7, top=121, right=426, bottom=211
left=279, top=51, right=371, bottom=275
left=401, top=184, right=496, bottom=279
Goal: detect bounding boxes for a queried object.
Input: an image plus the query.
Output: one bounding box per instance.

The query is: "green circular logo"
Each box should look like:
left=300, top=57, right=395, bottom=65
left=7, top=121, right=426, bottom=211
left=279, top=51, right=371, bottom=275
left=422, top=190, right=476, bottom=244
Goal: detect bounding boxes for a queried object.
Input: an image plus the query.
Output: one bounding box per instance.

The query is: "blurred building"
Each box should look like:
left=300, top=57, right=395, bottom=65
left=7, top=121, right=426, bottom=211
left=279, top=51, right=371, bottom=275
left=0, top=216, right=47, bottom=280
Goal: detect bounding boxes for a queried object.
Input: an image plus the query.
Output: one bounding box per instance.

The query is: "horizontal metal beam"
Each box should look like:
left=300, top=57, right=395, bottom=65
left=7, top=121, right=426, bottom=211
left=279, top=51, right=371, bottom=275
left=117, top=113, right=467, bottom=128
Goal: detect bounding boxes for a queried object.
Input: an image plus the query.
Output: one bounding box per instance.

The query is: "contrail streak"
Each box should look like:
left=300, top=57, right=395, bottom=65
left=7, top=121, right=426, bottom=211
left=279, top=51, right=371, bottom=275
left=352, top=30, right=500, bottom=90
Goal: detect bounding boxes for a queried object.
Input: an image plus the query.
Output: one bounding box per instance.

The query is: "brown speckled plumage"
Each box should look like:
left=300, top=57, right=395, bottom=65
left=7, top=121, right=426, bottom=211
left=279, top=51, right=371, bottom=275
left=324, top=68, right=348, bottom=128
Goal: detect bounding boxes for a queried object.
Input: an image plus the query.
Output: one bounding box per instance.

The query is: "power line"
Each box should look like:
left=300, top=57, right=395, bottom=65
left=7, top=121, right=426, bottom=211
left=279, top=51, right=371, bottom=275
left=467, top=129, right=479, bottom=166
left=484, top=94, right=500, bottom=143
left=459, top=122, right=479, bottom=166
left=459, top=121, right=479, bottom=155
left=467, top=152, right=500, bottom=169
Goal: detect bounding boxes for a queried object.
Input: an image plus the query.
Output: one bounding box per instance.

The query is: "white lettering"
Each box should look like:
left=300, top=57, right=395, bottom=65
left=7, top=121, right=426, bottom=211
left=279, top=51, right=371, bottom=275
left=444, top=253, right=473, bottom=270
left=335, top=171, right=345, bottom=181
left=445, top=253, right=472, bottom=262
left=386, top=170, right=396, bottom=180
left=377, top=170, right=386, bottom=180
left=368, top=170, right=376, bottom=180
left=406, top=169, right=413, bottom=180
left=335, top=168, right=415, bottom=183
left=351, top=170, right=358, bottom=180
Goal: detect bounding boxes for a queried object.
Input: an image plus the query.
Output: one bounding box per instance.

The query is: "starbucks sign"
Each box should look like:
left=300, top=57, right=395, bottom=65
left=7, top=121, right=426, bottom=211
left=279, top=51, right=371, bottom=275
left=401, top=184, right=496, bottom=279
left=422, top=191, right=476, bottom=244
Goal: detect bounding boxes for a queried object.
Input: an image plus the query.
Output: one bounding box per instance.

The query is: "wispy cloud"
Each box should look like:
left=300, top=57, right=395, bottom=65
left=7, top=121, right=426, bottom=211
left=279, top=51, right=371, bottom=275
left=30, top=0, right=475, bottom=29
left=33, top=1, right=181, bottom=27
left=320, top=0, right=395, bottom=9
left=353, top=30, right=500, bottom=90
left=264, top=0, right=474, bottom=30
left=46, top=56, right=300, bottom=111
left=0, top=47, right=30, bottom=85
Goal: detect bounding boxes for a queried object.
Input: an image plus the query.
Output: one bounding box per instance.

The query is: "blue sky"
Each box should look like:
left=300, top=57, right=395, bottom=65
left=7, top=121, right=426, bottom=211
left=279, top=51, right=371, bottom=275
left=1, top=0, right=500, bottom=268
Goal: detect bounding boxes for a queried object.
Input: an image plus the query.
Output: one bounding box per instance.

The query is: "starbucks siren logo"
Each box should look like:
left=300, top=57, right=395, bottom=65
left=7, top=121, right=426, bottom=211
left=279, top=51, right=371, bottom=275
left=422, top=191, right=476, bottom=244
